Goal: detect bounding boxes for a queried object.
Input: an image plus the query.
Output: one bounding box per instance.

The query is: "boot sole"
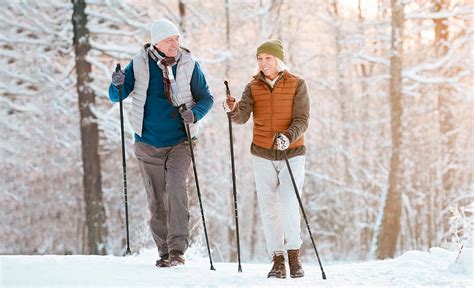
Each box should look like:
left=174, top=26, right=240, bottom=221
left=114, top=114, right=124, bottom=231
left=169, top=260, right=185, bottom=267
left=267, top=273, right=287, bottom=279
left=155, top=262, right=170, bottom=268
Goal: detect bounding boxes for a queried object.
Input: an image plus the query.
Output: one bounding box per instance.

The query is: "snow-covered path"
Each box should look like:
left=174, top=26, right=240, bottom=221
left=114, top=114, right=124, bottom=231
left=1, top=248, right=472, bottom=287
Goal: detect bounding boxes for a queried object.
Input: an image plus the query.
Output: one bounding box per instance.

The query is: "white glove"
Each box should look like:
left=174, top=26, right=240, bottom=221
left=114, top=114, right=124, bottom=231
left=222, top=97, right=236, bottom=113
left=274, top=133, right=290, bottom=151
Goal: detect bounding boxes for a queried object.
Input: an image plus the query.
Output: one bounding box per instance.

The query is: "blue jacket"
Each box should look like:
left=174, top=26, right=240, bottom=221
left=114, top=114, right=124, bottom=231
left=109, top=56, right=213, bottom=148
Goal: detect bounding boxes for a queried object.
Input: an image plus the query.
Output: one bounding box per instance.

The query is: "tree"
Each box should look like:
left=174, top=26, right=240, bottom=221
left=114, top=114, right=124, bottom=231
left=178, top=0, right=186, bottom=34
left=72, top=0, right=108, bottom=255
left=376, top=0, right=405, bottom=259
left=434, top=0, right=458, bottom=239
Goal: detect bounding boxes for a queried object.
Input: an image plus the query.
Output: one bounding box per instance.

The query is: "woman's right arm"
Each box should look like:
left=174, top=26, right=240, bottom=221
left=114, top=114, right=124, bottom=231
left=229, top=83, right=253, bottom=124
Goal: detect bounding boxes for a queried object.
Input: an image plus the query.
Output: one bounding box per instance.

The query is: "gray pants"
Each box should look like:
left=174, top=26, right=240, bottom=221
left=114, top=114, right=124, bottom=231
left=135, top=141, right=192, bottom=257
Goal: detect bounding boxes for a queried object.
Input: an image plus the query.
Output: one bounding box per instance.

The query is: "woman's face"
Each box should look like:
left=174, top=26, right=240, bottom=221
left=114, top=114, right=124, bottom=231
left=257, top=53, right=279, bottom=80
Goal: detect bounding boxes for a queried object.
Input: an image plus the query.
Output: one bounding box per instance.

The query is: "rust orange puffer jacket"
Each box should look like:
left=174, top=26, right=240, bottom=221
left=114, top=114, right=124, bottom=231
left=250, top=71, right=305, bottom=149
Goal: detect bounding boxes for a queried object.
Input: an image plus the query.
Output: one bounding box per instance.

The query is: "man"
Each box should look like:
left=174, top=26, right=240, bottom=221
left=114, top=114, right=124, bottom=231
left=109, top=19, right=213, bottom=267
left=223, top=39, right=309, bottom=279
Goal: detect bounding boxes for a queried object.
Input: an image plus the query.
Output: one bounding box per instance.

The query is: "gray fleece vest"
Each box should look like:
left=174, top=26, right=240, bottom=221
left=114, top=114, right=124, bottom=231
left=129, top=46, right=197, bottom=137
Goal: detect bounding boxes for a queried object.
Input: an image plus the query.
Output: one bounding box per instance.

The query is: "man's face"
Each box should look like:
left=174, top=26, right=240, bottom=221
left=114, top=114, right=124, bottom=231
left=257, top=53, right=278, bottom=80
left=155, top=35, right=180, bottom=57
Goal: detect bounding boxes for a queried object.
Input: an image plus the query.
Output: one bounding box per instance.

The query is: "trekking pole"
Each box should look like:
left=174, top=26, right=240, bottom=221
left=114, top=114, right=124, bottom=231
left=278, top=134, right=326, bottom=279
left=224, top=80, right=242, bottom=273
left=115, top=63, right=131, bottom=255
left=179, top=104, right=216, bottom=271
left=455, top=244, right=464, bottom=263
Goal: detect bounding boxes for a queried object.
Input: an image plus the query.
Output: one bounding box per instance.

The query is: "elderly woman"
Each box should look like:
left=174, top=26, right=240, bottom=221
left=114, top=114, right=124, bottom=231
left=223, top=39, right=310, bottom=279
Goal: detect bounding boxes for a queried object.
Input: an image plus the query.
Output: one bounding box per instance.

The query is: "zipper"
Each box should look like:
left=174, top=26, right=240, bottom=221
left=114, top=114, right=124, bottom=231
left=259, top=72, right=284, bottom=160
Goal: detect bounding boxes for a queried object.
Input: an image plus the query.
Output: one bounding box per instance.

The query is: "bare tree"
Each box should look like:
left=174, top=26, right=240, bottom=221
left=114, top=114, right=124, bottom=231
left=376, top=0, right=405, bottom=259
left=72, top=0, right=107, bottom=255
left=178, top=0, right=186, bottom=34
left=434, top=0, right=458, bottom=243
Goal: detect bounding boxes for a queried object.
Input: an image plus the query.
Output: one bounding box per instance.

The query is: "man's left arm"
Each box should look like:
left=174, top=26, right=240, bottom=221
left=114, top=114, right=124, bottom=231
left=284, top=78, right=310, bottom=143
left=190, top=62, right=214, bottom=121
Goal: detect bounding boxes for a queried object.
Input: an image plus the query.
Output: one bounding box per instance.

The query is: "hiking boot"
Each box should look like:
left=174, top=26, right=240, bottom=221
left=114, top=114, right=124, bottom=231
left=267, top=253, right=286, bottom=279
left=155, top=254, right=170, bottom=268
left=169, top=250, right=185, bottom=266
left=288, top=249, right=304, bottom=278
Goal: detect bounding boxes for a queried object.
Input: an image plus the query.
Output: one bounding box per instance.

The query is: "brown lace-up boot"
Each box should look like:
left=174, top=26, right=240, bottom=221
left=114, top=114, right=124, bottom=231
left=287, top=249, right=304, bottom=278
left=155, top=253, right=170, bottom=268
left=267, top=253, right=286, bottom=279
left=169, top=250, right=185, bottom=266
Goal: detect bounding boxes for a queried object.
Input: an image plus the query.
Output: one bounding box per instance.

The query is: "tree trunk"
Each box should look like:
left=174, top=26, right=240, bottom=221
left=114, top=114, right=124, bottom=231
left=376, top=0, right=404, bottom=259
left=72, top=0, right=107, bottom=255
left=224, top=0, right=237, bottom=263
left=332, top=0, right=356, bottom=254
left=434, top=0, right=456, bottom=247
left=357, top=0, right=374, bottom=255
left=178, top=0, right=186, bottom=34
left=332, top=1, right=352, bottom=186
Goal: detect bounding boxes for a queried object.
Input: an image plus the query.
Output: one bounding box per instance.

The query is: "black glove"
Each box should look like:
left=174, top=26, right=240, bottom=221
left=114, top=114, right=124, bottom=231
left=180, top=109, right=194, bottom=124
left=112, top=69, right=125, bottom=87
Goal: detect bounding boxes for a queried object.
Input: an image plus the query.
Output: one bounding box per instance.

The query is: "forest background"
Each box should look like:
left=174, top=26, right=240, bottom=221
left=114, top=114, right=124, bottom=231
left=1, top=0, right=472, bottom=263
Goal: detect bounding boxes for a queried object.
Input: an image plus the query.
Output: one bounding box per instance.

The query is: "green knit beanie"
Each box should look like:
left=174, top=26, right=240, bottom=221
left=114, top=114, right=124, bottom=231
left=256, top=39, right=285, bottom=62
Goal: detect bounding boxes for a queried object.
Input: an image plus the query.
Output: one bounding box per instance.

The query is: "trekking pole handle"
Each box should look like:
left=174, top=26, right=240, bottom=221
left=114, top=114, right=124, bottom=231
left=115, top=64, right=123, bottom=90
left=224, top=80, right=231, bottom=97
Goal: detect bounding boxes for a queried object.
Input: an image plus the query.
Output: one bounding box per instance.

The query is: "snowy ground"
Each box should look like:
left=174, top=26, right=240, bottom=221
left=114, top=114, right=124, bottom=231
left=1, top=247, right=472, bottom=287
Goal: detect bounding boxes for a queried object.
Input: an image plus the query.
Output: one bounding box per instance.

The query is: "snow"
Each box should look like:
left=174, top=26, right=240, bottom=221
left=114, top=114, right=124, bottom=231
left=450, top=247, right=474, bottom=276
left=1, top=248, right=472, bottom=287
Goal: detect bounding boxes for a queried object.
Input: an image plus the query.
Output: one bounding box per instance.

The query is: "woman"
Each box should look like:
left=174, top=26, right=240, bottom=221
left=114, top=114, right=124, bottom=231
left=223, top=39, right=310, bottom=279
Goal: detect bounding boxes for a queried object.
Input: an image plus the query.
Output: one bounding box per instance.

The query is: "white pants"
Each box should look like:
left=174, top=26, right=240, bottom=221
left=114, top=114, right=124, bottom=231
left=251, top=155, right=305, bottom=256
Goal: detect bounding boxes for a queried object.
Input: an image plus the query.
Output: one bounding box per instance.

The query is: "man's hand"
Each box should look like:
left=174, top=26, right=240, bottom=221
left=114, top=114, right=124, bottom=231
left=112, top=69, right=125, bottom=87
left=274, top=133, right=290, bottom=151
left=222, top=95, right=236, bottom=113
left=180, top=109, right=194, bottom=124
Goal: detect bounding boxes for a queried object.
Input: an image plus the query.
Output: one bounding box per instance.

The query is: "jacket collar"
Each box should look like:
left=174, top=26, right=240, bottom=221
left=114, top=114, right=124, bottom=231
left=254, top=70, right=287, bottom=89
left=141, top=43, right=192, bottom=64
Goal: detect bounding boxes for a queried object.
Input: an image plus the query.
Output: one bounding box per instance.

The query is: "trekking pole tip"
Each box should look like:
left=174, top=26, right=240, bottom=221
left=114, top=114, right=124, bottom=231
left=322, top=271, right=327, bottom=280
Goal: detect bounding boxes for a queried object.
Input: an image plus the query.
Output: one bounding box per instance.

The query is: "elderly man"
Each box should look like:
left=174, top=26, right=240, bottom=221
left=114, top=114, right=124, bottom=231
left=109, top=19, right=213, bottom=267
